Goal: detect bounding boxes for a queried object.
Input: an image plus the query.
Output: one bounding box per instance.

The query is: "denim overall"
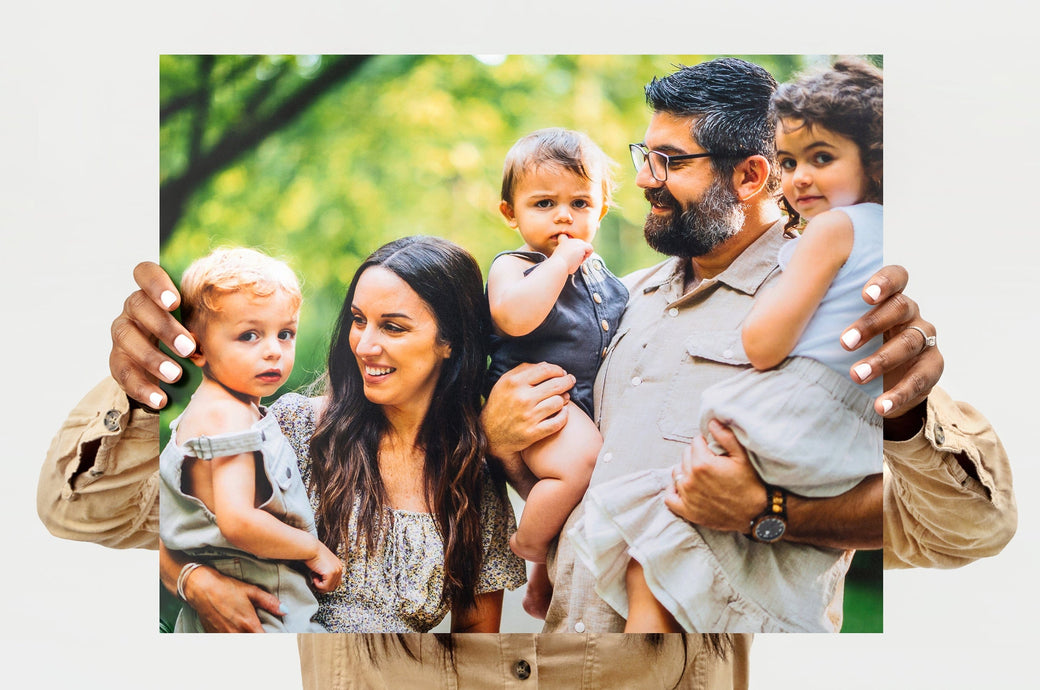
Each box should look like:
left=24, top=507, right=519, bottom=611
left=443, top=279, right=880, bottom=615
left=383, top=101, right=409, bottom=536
left=159, top=409, right=326, bottom=632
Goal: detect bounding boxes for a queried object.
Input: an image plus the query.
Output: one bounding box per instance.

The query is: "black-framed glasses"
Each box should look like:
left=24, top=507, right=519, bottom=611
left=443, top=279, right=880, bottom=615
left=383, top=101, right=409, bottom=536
left=629, top=143, right=748, bottom=182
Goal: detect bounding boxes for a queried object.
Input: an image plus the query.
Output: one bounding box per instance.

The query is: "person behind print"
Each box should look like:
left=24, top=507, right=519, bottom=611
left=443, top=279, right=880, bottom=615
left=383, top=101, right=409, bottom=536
left=38, top=59, right=1015, bottom=688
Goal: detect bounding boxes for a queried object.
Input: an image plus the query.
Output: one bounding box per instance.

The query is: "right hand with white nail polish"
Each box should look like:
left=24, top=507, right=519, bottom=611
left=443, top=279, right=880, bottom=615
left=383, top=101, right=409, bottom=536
left=109, top=261, right=194, bottom=409
left=840, top=264, right=943, bottom=433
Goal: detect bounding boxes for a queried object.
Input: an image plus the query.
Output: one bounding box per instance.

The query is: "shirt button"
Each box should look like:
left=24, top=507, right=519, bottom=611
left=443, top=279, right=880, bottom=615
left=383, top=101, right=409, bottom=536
left=593, top=292, right=602, bottom=304
left=103, top=409, right=121, bottom=432
left=668, top=307, right=679, bottom=317
left=581, top=264, right=589, bottom=275
left=723, top=348, right=734, bottom=359
left=601, top=319, right=610, bottom=331
left=603, top=452, right=613, bottom=463
left=574, top=620, right=586, bottom=633
left=934, top=424, right=945, bottom=445
left=513, top=659, right=532, bottom=680
left=631, top=376, right=642, bottom=386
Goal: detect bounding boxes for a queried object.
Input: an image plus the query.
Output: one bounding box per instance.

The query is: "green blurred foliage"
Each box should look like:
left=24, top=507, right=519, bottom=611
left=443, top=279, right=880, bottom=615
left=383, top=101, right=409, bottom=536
left=159, top=54, right=881, bottom=633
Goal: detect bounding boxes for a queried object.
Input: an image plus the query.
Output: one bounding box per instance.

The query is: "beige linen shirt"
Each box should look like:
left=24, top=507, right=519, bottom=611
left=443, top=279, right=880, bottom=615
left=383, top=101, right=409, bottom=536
left=37, top=240, right=1016, bottom=687
left=297, top=633, right=750, bottom=689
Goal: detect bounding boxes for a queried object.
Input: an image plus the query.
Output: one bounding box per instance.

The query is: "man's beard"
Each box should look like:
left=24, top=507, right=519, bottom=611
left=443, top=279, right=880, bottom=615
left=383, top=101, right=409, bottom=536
left=643, top=176, right=745, bottom=258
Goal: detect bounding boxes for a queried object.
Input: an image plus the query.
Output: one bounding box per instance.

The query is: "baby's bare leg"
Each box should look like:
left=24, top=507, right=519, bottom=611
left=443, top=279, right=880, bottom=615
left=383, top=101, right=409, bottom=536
left=624, top=558, right=683, bottom=633
left=522, top=562, right=553, bottom=620
left=510, top=401, right=600, bottom=563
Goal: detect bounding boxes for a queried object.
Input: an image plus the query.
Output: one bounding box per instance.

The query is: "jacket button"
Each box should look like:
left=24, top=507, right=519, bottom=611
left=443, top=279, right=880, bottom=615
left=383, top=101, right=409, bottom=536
left=103, top=409, right=121, bottom=432
left=934, top=424, right=945, bottom=445
left=513, top=659, right=531, bottom=680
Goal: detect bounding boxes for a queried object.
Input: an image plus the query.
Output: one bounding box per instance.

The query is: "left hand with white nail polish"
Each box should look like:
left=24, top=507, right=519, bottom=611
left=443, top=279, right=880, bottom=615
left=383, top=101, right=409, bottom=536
left=841, top=264, right=943, bottom=436
left=109, top=261, right=196, bottom=409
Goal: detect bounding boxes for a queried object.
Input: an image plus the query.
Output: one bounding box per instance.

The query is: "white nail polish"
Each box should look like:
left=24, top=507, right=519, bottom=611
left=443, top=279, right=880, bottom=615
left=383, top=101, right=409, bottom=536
left=881, top=399, right=893, bottom=414
left=865, top=284, right=882, bottom=302
left=160, top=290, right=177, bottom=309
left=159, top=361, right=181, bottom=381
left=842, top=329, right=862, bottom=348
left=853, top=363, right=872, bottom=381
left=149, top=392, right=164, bottom=409
left=174, top=334, right=195, bottom=357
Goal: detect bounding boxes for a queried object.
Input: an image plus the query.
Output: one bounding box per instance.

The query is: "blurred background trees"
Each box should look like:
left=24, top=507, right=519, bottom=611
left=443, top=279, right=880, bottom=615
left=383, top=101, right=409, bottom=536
left=159, top=54, right=882, bottom=633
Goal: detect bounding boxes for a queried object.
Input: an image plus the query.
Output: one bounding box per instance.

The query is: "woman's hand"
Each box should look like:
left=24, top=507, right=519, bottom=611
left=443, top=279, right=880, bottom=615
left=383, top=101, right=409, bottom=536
left=109, top=261, right=197, bottom=408
left=180, top=563, right=285, bottom=633
left=841, top=265, right=943, bottom=429
left=306, top=542, right=343, bottom=593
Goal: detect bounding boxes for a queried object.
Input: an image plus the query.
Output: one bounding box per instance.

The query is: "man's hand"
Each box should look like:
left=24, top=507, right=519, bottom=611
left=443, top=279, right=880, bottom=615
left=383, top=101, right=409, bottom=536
left=481, top=362, right=575, bottom=498
left=181, top=564, right=284, bottom=633
left=110, top=261, right=196, bottom=409
left=663, top=420, right=765, bottom=533
left=841, top=265, right=943, bottom=426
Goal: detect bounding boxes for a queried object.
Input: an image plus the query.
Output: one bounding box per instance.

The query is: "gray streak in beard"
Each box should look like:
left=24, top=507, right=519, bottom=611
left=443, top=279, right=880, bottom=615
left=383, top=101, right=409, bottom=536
left=643, top=178, right=744, bottom=258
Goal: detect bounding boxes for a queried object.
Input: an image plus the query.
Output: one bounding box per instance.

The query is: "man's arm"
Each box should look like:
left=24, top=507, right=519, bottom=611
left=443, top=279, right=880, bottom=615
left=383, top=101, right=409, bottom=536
left=36, top=377, right=160, bottom=549
left=883, top=388, right=1016, bottom=568
left=663, top=421, right=883, bottom=549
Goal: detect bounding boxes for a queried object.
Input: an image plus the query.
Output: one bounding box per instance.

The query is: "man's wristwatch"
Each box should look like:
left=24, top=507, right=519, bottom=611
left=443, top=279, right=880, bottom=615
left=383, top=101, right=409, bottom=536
left=747, top=485, right=787, bottom=543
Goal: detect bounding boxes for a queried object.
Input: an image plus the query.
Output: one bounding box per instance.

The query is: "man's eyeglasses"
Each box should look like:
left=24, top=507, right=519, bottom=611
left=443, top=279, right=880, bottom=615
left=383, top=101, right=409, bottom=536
left=629, top=143, right=749, bottom=182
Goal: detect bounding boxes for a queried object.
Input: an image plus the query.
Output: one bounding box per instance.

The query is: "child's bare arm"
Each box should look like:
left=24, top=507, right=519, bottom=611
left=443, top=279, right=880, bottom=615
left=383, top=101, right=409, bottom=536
left=211, top=451, right=322, bottom=562
left=488, top=236, right=592, bottom=336
left=742, top=210, right=854, bottom=369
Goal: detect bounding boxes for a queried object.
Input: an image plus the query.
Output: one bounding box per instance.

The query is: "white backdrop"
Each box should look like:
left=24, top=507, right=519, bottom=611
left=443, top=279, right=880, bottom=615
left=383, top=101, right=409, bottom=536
left=2, top=1, right=1036, bottom=687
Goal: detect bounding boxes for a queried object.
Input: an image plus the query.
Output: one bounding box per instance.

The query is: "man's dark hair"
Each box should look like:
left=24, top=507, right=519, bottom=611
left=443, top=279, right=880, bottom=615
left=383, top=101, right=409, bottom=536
left=645, top=58, right=779, bottom=192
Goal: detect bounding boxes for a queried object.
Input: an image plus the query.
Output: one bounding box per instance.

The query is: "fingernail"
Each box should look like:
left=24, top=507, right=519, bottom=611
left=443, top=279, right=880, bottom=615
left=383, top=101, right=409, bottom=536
left=853, top=362, right=872, bottom=381
left=865, top=284, right=882, bottom=302
left=881, top=399, right=893, bottom=414
left=160, top=290, right=177, bottom=309
left=149, top=392, right=164, bottom=409
left=841, top=329, right=862, bottom=348
left=279, top=605, right=289, bottom=615
left=174, top=334, right=195, bottom=357
left=159, top=361, right=181, bottom=381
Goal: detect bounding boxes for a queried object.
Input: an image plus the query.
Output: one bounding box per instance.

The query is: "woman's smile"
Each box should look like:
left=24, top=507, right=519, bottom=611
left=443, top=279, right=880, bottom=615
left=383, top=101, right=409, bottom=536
left=348, top=266, right=451, bottom=414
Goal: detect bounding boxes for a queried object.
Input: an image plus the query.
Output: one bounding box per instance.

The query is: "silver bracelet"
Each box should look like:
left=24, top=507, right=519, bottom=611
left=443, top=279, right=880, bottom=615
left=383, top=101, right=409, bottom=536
left=176, top=562, right=204, bottom=602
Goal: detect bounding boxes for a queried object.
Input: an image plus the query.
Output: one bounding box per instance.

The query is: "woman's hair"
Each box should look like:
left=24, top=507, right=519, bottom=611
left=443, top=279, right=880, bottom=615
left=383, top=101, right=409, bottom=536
left=500, top=127, right=618, bottom=207
left=179, top=246, right=302, bottom=331
left=770, top=57, right=884, bottom=228
left=308, top=235, right=491, bottom=612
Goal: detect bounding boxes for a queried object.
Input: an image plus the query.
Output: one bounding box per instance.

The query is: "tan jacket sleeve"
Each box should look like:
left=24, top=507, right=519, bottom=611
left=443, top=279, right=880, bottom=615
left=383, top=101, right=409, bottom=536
left=883, top=386, right=1016, bottom=569
left=37, top=378, right=160, bottom=550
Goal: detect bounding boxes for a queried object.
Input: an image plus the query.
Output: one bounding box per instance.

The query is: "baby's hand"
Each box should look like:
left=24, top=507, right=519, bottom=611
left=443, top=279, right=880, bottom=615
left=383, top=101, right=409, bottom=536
left=306, top=543, right=343, bottom=593
left=552, top=233, right=594, bottom=274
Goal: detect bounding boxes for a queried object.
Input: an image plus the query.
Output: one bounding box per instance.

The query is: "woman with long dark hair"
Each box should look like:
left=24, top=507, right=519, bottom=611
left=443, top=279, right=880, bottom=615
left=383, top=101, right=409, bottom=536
left=160, top=235, right=525, bottom=632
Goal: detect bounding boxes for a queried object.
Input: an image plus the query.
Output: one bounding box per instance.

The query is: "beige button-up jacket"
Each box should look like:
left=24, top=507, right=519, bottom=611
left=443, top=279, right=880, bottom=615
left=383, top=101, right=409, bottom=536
left=36, top=227, right=1015, bottom=688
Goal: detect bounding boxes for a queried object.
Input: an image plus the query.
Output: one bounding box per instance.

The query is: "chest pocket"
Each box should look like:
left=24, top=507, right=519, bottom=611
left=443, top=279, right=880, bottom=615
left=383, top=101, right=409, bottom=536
left=656, top=329, right=750, bottom=444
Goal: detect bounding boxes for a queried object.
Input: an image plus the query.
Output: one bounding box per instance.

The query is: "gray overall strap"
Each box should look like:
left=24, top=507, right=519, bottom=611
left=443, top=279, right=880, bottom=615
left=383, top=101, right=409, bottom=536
left=183, top=428, right=266, bottom=460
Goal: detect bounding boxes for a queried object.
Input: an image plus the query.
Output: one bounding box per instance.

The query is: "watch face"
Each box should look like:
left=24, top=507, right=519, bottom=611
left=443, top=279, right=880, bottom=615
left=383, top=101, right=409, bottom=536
left=755, top=517, right=786, bottom=542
